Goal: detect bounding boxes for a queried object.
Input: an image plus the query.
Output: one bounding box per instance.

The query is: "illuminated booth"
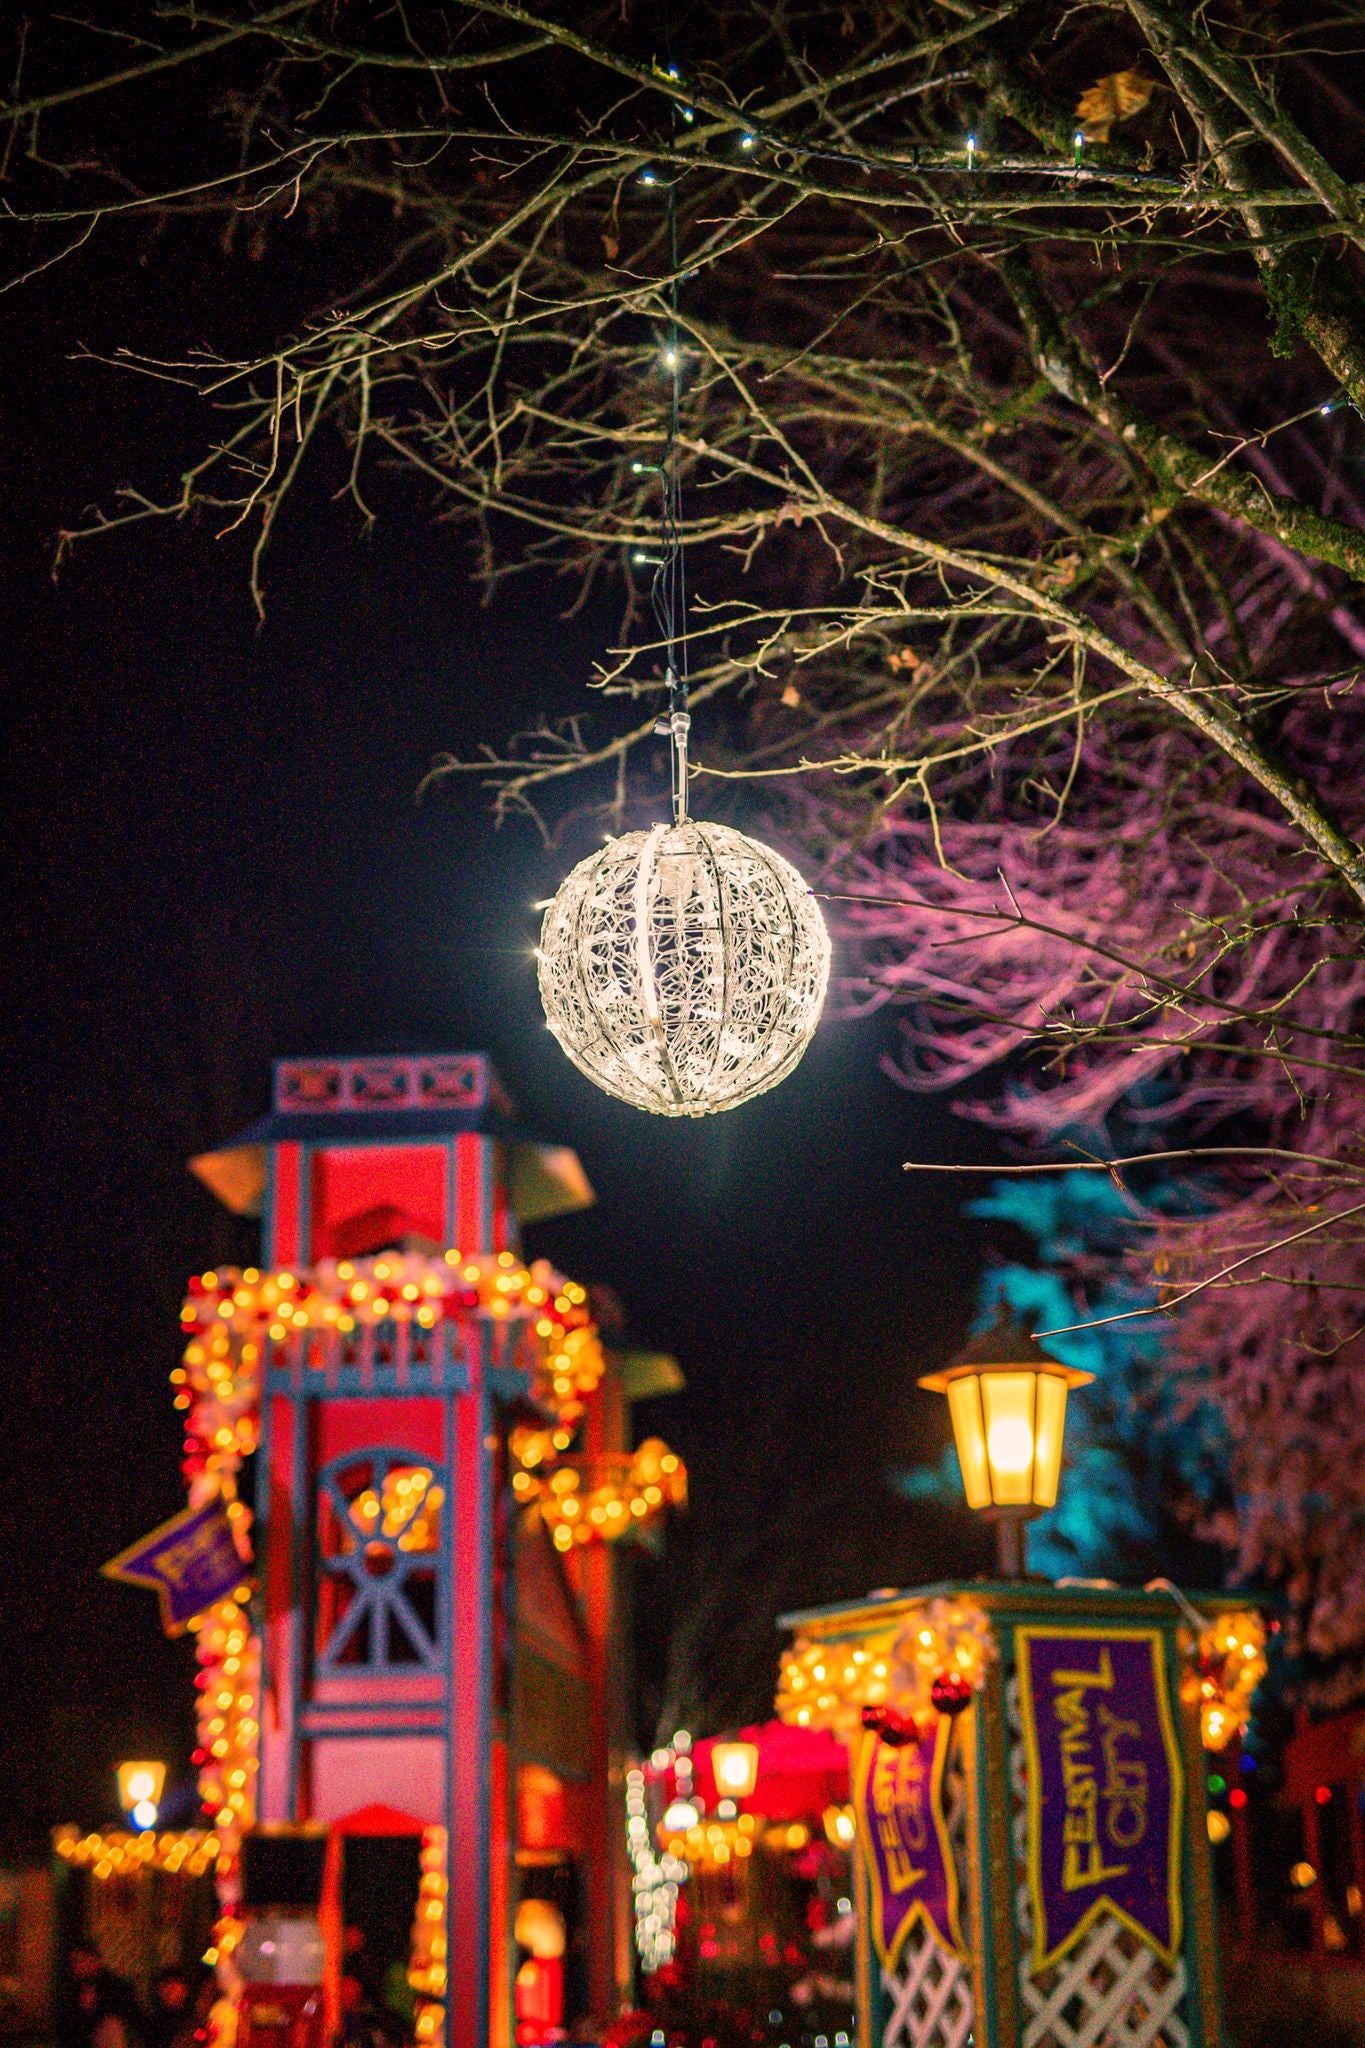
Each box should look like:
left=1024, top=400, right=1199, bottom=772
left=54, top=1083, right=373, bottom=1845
left=629, top=1722, right=859, bottom=2032
left=97, top=1052, right=684, bottom=2048
left=774, top=1314, right=1267, bottom=2048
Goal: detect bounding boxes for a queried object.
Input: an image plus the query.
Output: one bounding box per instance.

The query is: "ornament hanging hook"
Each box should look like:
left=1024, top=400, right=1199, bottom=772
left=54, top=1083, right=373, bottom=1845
left=668, top=668, right=690, bottom=824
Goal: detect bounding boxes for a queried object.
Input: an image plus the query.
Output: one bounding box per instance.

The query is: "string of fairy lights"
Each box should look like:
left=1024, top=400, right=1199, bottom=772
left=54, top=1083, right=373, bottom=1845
left=53, top=1828, right=220, bottom=1879
left=626, top=1728, right=857, bottom=1978
left=626, top=1756, right=688, bottom=1974
left=512, top=1432, right=687, bottom=1551
left=178, top=1252, right=603, bottom=1419
left=168, top=1244, right=683, bottom=2012
left=776, top=1598, right=1266, bottom=1751
left=776, top=1598, right=995, bottom=1738
left=409, top=1825, right=449, bottom=2047
left=1186, top=1610, right=1268, bottom=1751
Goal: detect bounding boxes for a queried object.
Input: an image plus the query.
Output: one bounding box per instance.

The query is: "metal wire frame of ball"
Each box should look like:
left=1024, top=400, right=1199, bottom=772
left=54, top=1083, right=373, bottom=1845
left=538, top=821, right=830, bottom=1118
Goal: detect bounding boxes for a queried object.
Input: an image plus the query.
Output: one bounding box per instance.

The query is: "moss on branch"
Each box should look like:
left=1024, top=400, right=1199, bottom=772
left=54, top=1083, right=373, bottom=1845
left=1001, top=252, right=1365, bottom=583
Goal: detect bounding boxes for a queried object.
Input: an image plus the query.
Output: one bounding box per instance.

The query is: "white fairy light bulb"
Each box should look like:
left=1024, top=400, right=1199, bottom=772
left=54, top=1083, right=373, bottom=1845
left=537, top=819, right=830, bottom=1116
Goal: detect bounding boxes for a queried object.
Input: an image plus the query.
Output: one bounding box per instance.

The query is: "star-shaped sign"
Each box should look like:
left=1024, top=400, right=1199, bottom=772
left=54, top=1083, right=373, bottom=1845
left=103, top=1500, right=247, bottom=1635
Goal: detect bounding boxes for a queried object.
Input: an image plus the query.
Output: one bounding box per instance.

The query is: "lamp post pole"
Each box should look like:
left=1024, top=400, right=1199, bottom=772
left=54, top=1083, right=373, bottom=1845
left=994, top=1513, right=1026, bottom=1580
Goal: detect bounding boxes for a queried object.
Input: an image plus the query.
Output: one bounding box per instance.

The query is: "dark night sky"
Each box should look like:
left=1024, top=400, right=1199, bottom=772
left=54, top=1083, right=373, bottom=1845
left=1, top=234, right=1007, bottom=1859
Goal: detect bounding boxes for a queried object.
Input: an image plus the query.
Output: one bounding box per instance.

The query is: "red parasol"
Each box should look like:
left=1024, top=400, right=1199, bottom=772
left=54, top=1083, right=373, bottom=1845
left=648, top=1720, right=849, bottom=1821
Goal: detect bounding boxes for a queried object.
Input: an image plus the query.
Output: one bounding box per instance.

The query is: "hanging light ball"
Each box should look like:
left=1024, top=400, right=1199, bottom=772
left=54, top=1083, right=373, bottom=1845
left=538, top=819, right=830, bottom=1117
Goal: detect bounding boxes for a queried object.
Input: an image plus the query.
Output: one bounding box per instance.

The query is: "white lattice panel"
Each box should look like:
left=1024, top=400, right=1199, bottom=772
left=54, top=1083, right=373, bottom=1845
left=882, top=1932, right=975, bottom=2048
left=1006, top=1677, right=1191, bottom=2048
left=881, top=1724, right=975, bottom=2048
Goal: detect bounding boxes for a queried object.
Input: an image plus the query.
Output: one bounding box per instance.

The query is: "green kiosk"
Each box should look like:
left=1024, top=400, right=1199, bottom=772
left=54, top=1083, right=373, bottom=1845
left=778, top=1314, right=1263, bottom=2048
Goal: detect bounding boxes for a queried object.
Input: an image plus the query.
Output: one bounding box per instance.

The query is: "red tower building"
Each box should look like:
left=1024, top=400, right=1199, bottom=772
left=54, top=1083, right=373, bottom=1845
left=177, top=1053, right=683, bottom=2048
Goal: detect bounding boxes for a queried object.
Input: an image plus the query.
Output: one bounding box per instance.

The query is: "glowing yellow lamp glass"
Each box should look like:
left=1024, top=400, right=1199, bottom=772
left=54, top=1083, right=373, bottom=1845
left=980, top=1373, right=1036, bottom=1506
left=116, top=1761, right=167, bottom=1812
left=945, top=1377, right=991, bottom=1509
left=711, top=1741, right=759, bottom=1800
left=1032, top=1371, right=1069, bottom=1508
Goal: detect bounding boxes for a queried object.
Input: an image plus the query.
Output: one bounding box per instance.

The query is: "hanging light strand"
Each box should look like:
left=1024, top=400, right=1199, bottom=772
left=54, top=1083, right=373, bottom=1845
left=646, top=125, right=689, bottom=824
left=536, top=38, right=831, bottom=1118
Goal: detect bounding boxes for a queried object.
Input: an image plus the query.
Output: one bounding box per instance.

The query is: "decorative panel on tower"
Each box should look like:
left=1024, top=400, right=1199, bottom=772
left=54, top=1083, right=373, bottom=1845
left=315, top=1448, right=446, bottom=1677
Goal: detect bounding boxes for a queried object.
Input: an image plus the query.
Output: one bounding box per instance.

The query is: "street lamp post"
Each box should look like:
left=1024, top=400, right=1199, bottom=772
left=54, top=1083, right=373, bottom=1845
left=919, top=1306, right=1093, bottom=1577
left=710, top=1740, right=760, bottom=1802
left=788, top=1310, right=1241, bottom=2048
left=115, top=1760, right=167, bottom=1831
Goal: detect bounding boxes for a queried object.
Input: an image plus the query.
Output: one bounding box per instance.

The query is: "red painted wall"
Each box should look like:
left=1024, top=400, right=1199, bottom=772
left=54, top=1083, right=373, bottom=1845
left=310, top=1147, right=450, bottom=1260
left=312, top=1395, right=446, bottom=1468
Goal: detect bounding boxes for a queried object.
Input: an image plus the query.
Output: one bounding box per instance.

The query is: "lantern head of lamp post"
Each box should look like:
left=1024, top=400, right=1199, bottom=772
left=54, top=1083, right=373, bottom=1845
left=513, top=1899, right=567, bottom=1961
left=919, top=1307, right=1093, bottom=1577
left=823, top=1804, right=857, bottom=1849
left=116, top=1760, right=167, bottom=1830
left=710, top=1739, right=760, bottom=1801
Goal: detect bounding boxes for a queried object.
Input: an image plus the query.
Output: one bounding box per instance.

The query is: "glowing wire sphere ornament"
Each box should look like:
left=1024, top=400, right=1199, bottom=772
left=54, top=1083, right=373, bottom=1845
left=537, top=819, right=831, bottom=1117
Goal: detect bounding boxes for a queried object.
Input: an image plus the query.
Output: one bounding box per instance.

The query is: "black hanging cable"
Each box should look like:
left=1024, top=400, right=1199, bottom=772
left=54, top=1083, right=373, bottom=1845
left=646, top=67, right=690, bottom=825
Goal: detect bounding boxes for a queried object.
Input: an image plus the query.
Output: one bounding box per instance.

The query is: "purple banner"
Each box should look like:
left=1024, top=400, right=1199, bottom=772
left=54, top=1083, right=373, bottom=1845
left=103, top=1500, right=246, bottom=1634
left=1017, top=1628, right=1184, bottom=1971
left=853, top=1720, right=963, bottom=1966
